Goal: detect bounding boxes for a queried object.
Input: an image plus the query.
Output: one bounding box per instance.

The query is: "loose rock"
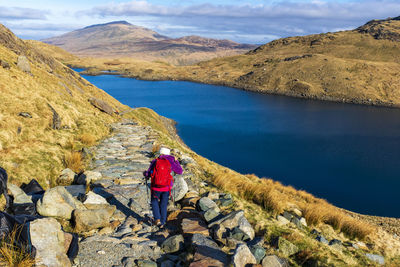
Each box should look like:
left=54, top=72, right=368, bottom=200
left=161, top=234, right=184, bottom=253
left=250, top=245, right=266, bottom=264
left=262, top=255, right=289, bottom=267
left=89, top=97, right=115, bottom=115
left=83, top=191, right=109, bottom=205
left=203, top=207, right=220, bottom=222
left=7, top=183, right=32, bottom=204
left=191, top=234, right=229, bottom=266
left=277, top=237, right=299, bottom=257
left=18, top=112, right=32, bottom=118
left=57, top=168, right=76, bottom=185
left=173, top=176, right=188, bottom=201
left=76, top=170, right=102, bottom=185
left=181, top=217, right=209, bottom=235
left=276, top=215, right=290, bottom=225
left=36, top=186, right=86, bottom=219
left=73, top=205, right=116, bottom=232
left=198, top=197, right=219, bottom=212
left=365, top=253, right=385, bottom=265
left=30, top=218, right=71, bottom=267
left=316, top=235, right=329, bottom=244
left=17, top=55, right=31, bottom=73
left=232, top=243, right=257, bottom=267
left=48, top=103, right=61, bottom=130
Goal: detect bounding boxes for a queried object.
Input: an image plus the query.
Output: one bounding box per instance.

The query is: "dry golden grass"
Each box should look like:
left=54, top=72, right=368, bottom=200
left=302, top=203, right=374, bottom=239
left=78, top=133, right=96, bottom=146
left=0, top=24, right=128, bottom=186
left=152, top=143, right=161, bottom=154
left=201, top=161, right=374, bottom=239
left=0, top=227, right=35, bottom=267
left=64, top=151, right=83, bottom=173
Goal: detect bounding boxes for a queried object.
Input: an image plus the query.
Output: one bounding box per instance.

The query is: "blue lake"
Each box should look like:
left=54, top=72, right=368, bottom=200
left=79, top=71, right=400, bottom=217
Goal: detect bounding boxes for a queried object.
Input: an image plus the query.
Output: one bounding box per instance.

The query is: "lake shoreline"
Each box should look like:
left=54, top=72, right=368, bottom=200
left=74, top=65, right=400, bottom=109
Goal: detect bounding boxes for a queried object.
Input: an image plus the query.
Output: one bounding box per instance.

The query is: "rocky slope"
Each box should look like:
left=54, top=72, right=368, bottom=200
left=43, top=21, right=257, bottom=65
left=5, top=117, right=397, bottom=266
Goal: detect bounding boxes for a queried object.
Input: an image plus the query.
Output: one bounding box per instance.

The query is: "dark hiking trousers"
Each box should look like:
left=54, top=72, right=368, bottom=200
left=151, top=190, right=169, bottom=225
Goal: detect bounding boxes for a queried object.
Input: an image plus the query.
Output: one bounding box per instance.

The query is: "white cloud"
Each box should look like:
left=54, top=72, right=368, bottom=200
left=3, top=1, right=400, bottom=43
left=74, top=0, right=400, bottom=43
left=0, top=6, right=48, bottom=20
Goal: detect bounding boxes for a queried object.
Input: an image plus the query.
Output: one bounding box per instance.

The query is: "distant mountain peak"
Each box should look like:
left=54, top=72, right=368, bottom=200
left=84, top=21, right=131, bottom=29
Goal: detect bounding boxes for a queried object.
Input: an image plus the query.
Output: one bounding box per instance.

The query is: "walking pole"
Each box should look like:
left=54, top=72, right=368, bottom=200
left=173, top=186, right=176, bottom=208
left=145, top=175, right=152, bottom=226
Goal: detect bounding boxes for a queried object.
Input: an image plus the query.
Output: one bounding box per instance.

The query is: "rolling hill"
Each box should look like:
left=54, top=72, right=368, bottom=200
left=162, top=16, right=400, bottom=107
left=43, top=21, right=256, bottom=65
left=49, top=17, right=400, bottom=108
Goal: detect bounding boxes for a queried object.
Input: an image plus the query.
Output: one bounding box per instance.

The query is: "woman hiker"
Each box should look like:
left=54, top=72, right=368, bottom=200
left=143, top=147, right=183, bottom=227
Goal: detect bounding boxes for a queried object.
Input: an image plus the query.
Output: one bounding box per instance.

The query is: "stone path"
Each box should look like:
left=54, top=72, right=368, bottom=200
left=75, top=120, right=168, bottom=266
left=72, top=119, right=284, bottom=267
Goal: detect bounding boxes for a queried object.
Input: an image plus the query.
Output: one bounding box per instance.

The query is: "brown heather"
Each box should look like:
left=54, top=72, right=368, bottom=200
left=78, top=133, right=96, bottom=146
left=64, top=151, right=84, bottom=173
left=0, top=227, right=35, bottom=267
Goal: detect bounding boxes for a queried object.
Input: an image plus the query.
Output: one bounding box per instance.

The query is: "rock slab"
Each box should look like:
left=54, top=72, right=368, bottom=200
left=232, top=243, right=257, bottom=267
left=36, top=186, right=86, bottom=219
left=30, top=218, right=71, bottom=267
left=73, top=205, right=116, bottom=232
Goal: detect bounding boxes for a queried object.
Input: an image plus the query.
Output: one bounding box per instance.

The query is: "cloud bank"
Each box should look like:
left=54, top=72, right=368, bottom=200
left=2, top=1, right=400, bottom=43
left=81, top=0, right=400, bottom=43
left=0, top=6, right=48, bottom=20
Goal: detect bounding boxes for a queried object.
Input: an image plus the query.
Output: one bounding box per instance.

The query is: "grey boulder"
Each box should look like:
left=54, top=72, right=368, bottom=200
left=232, top=243, right=257, bottom=267
left=83, top=191, right=109, bottom=205
left=366, top=253, right=385, bottom=265
left=30, top=218, right=71, bottom=267
left=161, top=234, right=184, bottom=253
left=7, top=183, right=32, bottom=204
left=209, top=210, right=254, bottom=240
left=198, top=197, right=219, bottom=212
left=277, top=237, right=299, bottom=257
left=76, top=171, right=102, bottom=185
left=262, top=255, right=289, bottom=267
left=73, top=205, right=116, bottom=232
left=36, top=186, right=86, bottom=219
left=56, top=168, right=76, bottom=185
left=172, top=176, right=188, bottom=201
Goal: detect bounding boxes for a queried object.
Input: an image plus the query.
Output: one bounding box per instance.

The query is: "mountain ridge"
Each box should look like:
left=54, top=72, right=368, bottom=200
left=56, top=17, right=400, bottom=108
left=43, top=21, right=257, bottom=65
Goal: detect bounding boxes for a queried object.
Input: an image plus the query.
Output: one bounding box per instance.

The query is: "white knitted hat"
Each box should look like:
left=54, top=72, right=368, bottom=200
left=159, top=147, right=170, bottom=155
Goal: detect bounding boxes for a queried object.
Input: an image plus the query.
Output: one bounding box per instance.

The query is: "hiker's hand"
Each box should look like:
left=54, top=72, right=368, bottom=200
left=143, top=171, right=148, bottom=178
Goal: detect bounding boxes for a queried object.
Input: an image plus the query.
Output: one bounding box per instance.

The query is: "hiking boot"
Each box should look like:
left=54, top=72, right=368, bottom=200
left=154, top=219, right=161, bottom=226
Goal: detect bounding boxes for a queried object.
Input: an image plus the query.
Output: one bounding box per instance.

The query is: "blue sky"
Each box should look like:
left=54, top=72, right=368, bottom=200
left=1, top=1, right=399, bottom=43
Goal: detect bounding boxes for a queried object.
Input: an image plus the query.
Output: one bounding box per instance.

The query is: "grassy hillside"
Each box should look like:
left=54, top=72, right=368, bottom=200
left=57, top=17, right=400, bottom=107
left=0, top=24, right=128, bottom=187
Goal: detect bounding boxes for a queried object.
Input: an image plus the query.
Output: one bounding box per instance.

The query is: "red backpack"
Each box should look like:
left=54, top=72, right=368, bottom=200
left=151, top=158, right=173, bottom=189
